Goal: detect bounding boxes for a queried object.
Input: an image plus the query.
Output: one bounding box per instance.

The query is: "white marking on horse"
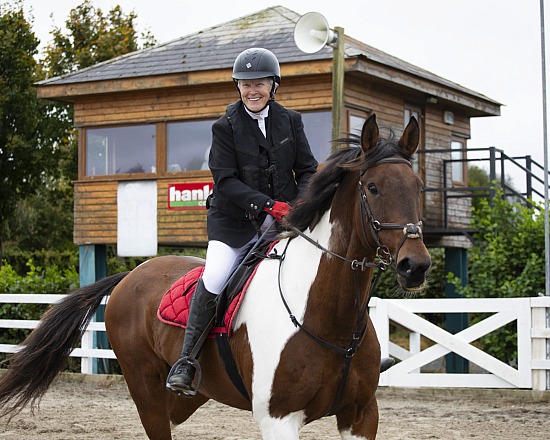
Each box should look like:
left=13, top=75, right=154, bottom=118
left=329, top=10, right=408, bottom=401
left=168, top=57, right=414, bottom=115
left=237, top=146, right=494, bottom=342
left=340, top=429, right=370, bottom=440
left=234, top=210, right=334, bottom=439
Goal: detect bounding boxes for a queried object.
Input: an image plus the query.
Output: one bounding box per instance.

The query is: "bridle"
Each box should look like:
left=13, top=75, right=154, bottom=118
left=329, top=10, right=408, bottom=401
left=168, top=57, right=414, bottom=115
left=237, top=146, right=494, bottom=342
left=358, top=157, right=423, bottom=267
left=268, top=155, right=424, bottom=415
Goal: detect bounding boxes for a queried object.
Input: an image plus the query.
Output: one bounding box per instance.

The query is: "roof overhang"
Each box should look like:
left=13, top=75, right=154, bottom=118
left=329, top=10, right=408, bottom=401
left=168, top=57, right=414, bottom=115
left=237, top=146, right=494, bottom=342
left=35, top=57, right=500, bottom=118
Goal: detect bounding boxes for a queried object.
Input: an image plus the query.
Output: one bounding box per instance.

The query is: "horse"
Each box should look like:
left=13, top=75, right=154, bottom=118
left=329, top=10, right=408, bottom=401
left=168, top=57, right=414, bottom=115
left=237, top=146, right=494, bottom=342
left=0, top=114, right=431, bottom=439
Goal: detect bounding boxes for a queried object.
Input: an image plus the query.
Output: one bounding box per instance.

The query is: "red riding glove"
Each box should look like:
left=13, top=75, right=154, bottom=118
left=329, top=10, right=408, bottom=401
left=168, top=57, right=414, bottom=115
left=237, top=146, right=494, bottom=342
left=263, top=200, right=291, bottom=222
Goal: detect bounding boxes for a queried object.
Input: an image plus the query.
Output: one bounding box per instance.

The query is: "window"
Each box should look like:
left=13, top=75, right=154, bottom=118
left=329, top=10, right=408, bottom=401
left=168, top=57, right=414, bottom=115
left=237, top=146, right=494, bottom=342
left=167, top=120, right=216, bottom=172
left=451, top=139, right=466, bottom=184
left=302, top=111, right=332, bottom=162
left=86, top=125, right=156, bottom=176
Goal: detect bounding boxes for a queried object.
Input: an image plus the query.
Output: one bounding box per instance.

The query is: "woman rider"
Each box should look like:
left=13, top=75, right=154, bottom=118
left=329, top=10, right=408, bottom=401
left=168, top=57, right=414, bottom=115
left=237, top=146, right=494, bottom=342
left=166, top=48, right=318, bottom=396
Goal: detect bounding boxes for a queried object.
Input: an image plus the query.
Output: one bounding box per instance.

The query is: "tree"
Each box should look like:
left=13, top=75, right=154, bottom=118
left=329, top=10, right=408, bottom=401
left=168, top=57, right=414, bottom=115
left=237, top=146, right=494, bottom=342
left=0, top=1, right=64, bottom=256
left=43, top=0, right=156, bottom=77
left=2, top=1, right=156, bottom=256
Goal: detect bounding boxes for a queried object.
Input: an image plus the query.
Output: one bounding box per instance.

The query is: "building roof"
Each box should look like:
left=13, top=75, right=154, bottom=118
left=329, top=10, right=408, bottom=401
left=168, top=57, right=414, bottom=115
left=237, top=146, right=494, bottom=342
left=36, top=5, right=500, bottom=110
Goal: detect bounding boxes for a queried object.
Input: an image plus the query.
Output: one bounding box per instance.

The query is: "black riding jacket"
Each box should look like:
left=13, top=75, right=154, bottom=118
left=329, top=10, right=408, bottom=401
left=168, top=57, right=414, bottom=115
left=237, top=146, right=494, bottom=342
left=207, top=100, right=318, bottom=247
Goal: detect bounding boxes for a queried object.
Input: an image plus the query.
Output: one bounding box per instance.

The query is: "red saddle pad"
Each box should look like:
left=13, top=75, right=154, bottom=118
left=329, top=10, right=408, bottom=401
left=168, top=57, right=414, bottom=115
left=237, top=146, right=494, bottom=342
left=157, top=263, right=257, bottom=338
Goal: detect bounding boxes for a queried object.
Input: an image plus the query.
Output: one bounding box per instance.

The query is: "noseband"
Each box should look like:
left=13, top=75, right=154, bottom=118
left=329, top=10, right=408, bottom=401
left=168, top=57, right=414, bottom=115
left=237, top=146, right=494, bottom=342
left=359, top=157, right=423, bottom=268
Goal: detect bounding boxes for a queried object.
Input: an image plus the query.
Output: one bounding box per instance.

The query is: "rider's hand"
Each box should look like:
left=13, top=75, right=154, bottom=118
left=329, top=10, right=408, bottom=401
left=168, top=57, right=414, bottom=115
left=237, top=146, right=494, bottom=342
left=263, top=200, right=291, bottom=222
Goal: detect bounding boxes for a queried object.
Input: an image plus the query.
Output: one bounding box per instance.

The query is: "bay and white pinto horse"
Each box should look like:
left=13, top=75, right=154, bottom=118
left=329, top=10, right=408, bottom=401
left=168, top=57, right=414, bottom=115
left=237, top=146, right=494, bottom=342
left=0, top=114, right=431, bottom=439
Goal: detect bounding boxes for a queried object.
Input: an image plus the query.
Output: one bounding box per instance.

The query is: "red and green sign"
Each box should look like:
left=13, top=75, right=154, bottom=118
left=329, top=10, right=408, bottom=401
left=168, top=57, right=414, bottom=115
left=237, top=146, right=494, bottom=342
left=168, top=182, right=213, bottom=210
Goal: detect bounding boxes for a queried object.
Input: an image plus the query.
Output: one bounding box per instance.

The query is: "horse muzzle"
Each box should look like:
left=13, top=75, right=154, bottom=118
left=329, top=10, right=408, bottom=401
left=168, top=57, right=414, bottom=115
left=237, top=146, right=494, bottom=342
left=395, top=252, right=432, bottom=292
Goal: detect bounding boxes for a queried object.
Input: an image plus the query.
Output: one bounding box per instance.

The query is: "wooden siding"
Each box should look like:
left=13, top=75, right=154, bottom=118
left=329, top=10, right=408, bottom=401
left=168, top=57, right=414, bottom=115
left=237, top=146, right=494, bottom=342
left=74, top=176, right=212, bottom=247
left=72, top=75, right=333, bottom=248
left=157, top=175, right=211, bottom=246
left=74, top=181, right=118, bottom=245
left=72, top=72, right=475, bottom=249
left=73, top=77, right=332, bottom=127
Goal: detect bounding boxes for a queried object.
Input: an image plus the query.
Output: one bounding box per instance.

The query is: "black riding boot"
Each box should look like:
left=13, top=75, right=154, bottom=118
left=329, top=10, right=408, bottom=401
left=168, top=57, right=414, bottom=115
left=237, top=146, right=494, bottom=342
left=166, top=278, right=217, bottom=396
left=380, top=357, right=395, bottom=373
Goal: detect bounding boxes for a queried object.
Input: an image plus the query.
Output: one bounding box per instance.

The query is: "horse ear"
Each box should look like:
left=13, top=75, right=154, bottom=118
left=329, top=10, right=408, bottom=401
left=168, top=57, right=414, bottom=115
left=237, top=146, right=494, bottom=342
left=361, top=114, right=379, bottom=153
left=398, top=117, right=420, bottom=156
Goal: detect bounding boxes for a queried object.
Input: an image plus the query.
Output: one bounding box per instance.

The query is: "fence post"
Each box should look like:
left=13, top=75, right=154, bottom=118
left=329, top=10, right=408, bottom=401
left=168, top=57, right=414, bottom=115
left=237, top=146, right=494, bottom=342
left=532, top=298, right=549, bottom=390
left=445, top=247, right=469, bottom=373
left=489, top=146, right=497, bottom=203
left=526, top=155, right=533, bottom=199
left=369, top=297, right=390, bottom=385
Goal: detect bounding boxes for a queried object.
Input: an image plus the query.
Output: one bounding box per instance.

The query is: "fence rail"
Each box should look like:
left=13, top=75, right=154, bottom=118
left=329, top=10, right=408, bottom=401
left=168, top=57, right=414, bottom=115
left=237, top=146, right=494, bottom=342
left=1, top=294, right=549, bottom=389
left=0, top=294, right=114, bottom=374
left=370, top=296, right=550, bottom=390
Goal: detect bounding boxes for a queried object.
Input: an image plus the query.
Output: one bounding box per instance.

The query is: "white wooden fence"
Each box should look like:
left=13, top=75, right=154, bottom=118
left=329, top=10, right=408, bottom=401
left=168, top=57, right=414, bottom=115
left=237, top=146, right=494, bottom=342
left=370, top=296, right=550, bottom=390
left=1, top=294, right=549, bottom=389
left=0, top=294, right=115, bottom=374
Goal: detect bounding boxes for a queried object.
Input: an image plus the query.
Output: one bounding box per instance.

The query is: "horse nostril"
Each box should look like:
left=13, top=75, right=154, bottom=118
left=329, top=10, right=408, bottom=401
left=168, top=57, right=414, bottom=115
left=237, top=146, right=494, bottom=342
left=396, top=258, right=430, bottom=280
left=396, top=258, right=413, bottom=278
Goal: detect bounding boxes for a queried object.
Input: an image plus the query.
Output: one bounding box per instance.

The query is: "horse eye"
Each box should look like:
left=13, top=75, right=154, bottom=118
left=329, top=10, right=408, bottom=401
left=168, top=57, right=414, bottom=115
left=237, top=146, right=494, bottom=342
left=367, top=183, right=378, bottom=195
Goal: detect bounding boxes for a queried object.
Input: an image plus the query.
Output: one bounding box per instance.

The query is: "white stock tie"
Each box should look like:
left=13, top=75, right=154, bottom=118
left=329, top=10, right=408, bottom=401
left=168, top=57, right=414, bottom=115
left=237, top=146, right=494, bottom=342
left=245, top=106, right=269, bottom=138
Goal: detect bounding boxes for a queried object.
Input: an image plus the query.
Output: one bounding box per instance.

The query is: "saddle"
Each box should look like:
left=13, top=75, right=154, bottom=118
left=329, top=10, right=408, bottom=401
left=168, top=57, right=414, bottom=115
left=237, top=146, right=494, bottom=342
left=157, top=240, right=279, bottom=401
left=157, top=240, right=277, bottom=336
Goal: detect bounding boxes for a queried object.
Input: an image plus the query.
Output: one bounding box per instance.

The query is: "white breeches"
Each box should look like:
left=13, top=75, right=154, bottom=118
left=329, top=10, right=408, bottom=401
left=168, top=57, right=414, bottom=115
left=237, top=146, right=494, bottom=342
left=202, top=215, right=277, bottom=294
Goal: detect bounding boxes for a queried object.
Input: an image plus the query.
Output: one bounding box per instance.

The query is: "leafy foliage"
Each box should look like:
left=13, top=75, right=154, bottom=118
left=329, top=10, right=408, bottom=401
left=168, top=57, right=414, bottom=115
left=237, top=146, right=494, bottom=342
left=1, top=1, right=156, bottom=254
left=0, top=1, right=64, bottom=252
left=453, top=190, right=545, bottom=299
left=43, top=0, right=156, bottom=76
left=0, top=260, right=79, bottom=364
left=448, top=189, right=546, bottom=363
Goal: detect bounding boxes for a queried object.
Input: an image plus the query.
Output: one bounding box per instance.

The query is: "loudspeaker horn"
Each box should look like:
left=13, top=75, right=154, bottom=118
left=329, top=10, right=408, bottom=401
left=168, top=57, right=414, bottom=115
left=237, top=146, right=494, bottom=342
left=294, top=12, right=336, bottom=54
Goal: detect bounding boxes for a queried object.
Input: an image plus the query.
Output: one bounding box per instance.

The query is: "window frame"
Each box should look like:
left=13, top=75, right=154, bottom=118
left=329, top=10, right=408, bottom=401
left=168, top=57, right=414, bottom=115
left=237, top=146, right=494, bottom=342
left=80, top=123, right=159, bottom=180
left=450, top=136, right=468, bottom=186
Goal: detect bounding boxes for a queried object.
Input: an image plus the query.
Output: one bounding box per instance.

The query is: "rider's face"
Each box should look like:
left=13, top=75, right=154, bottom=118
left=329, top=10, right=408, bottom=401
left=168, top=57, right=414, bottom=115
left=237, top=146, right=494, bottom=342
left=238, top=78, right=271, bottom=113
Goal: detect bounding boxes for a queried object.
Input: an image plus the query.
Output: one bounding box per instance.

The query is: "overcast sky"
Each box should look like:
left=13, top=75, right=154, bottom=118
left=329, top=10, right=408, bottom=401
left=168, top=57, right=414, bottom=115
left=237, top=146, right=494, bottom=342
left=22, top=0, right=549, bottom=192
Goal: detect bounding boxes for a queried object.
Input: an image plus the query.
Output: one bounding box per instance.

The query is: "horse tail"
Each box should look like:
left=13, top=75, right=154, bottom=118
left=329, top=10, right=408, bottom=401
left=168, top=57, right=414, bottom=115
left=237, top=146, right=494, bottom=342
left=0, top=271, right=129, bottom=421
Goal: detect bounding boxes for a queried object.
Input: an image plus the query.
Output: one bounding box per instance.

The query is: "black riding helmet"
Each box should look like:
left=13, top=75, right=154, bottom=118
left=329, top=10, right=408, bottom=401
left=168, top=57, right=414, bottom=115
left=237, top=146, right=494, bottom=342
left=232, top=48, right=281, bottom=102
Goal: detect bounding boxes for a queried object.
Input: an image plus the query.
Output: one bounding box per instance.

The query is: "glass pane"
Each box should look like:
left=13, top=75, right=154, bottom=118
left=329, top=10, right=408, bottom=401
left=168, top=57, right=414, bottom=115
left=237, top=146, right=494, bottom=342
left=167, top=120, right=214, bottom=172
left=451, top=140, right=464, bottom=182
left=86, top=125, right=156, bottom=176
left=302, top=111, right=332, bottom=163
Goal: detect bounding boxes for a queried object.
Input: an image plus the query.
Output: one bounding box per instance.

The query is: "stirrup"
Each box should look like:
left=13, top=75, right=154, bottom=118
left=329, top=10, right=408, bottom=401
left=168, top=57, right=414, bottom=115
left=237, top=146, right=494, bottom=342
left=166, top=357, right=203, bottom=397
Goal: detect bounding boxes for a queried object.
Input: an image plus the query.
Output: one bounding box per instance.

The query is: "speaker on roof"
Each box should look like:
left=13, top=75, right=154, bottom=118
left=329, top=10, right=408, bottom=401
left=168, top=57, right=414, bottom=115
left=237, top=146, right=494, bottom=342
left=294, top=12, right=336, bottom=54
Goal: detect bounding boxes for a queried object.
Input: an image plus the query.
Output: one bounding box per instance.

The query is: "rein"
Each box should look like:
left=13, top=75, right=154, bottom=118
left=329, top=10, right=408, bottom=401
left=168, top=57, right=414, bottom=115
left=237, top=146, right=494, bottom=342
left=272, top=156, right=424, bottom=415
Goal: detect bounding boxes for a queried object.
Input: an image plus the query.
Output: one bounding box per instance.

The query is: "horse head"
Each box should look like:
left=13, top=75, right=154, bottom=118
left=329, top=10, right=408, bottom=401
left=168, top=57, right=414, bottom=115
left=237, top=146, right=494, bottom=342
left=357, top=114, right=431, bottom=292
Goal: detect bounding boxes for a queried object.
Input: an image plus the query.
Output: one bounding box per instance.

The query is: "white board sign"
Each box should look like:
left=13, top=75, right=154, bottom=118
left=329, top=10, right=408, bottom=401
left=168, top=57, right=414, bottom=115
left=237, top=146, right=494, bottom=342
left=117, top=181, right=157, bottom=256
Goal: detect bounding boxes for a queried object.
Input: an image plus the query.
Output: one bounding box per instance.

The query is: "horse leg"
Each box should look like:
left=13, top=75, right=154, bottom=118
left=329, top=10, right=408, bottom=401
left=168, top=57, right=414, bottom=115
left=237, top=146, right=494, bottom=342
left=119, top=356, right=208, bottom=440
left=120, top=361, right=174, bottom=440
left=335, top=397, right=379, bottom=440
left=254, top=412, right=303, bottom=440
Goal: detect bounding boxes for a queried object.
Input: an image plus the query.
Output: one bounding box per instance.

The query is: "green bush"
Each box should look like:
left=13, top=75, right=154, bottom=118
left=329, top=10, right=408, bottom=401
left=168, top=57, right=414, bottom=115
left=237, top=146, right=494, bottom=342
left=0, top=260, right=80, bottom=369
left=1, top=247, right=79, bottom=275
left=449, top=190, right=546, bottom=364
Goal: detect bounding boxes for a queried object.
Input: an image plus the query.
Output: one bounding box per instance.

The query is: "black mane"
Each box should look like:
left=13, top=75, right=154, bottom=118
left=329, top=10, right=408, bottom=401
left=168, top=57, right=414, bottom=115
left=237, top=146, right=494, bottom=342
left=286, top=133, right=410, bottom=232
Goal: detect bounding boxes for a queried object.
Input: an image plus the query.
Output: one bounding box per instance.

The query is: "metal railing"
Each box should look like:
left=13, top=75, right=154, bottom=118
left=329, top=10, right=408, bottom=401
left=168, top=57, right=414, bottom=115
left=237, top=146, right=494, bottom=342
left=417, top=146, right=550, bottom=232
